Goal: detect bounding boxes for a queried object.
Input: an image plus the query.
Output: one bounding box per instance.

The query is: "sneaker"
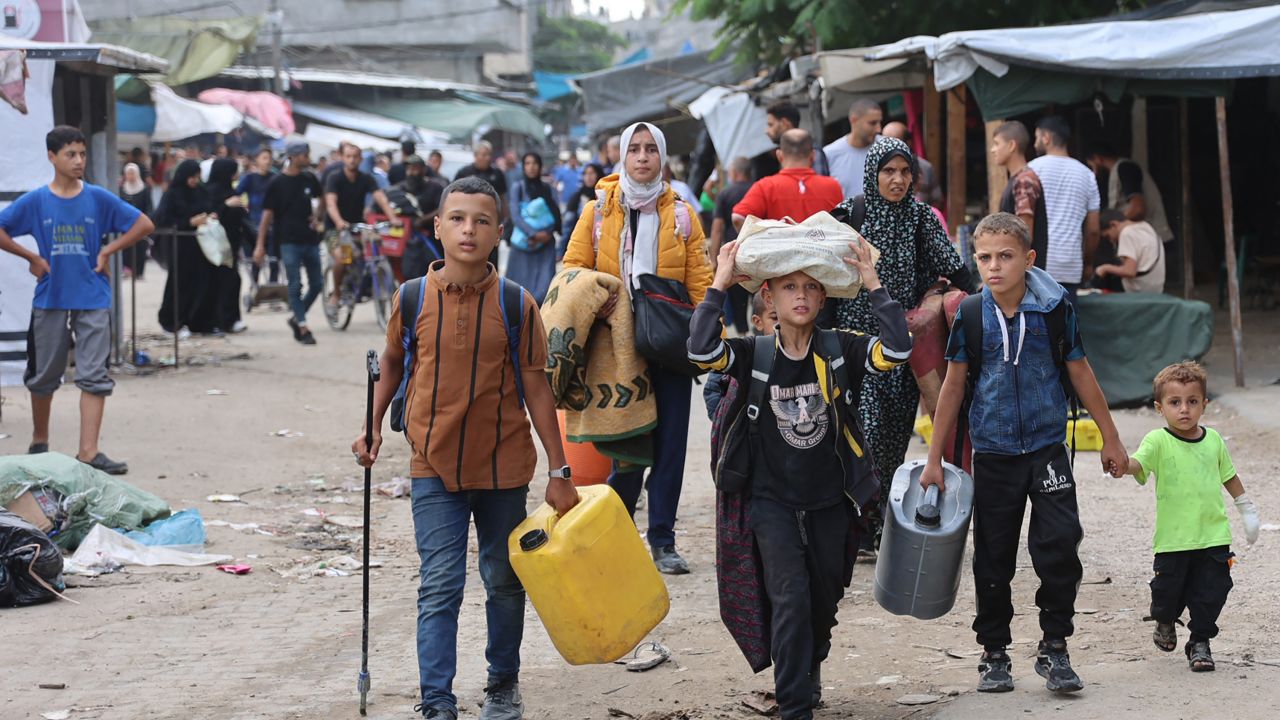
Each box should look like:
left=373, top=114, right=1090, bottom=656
left=652, top=545, right=690, bottom=575
left=977, top=648, right=1015, bottom=693
left=286, top=317, right=302, bottom=341
left=230, top=320, right=248, bottom=334
left=80, top=452, right=129, bottom=476
left=324, top=300, right=339, bottom=322
left=412, top=704, right=457, bottom=720
left=480, top=678, right=523, bottom=720
left=298, top=329, right=317, bottom=345
left=1035, top=639, right=1084, bottom=693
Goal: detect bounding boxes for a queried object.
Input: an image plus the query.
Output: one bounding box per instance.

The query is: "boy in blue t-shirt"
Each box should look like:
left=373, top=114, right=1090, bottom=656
left=921, top=212, right=1128, bottom=695
left=1122, top=361, right=1260, bottom=672
left=0, top=126, right=155, bottom=475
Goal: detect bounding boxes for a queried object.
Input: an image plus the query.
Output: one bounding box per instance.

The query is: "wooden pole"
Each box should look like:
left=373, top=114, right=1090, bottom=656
left=924, top=74, right=942, bottom=165
left=946, top=85, right=967, bottom=234
left=1180, top=98, right=1193, bottom=299
left=985, top=119, right=1007, bottom=215
left=1215, top=96, right=1245, bottom=388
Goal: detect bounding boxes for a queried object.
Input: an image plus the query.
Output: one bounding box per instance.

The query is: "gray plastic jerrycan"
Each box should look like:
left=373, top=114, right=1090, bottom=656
left=873, top=459, right=974, bottom=620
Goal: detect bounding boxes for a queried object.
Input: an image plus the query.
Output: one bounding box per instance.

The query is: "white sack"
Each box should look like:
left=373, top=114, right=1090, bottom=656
left=733, top=211, right=879, bottom=298
left=68, top=524, right=232, bottom=572
left=196, top=219, right=234, bottom=268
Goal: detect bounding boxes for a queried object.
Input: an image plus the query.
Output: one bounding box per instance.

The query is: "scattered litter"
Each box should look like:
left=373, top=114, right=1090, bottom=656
left=946, top=649, right=980, bottom=659
left=281, top=554, right=380, bottom=578
left=1077, top=608, right=1100, bottom=614
left=206, top=495, right=242, bottom=503
left=123, top=508, right=207, bottom=550
left=1257, top=658, right=1280, bottom=667
left=39, top=684, right=66, bottom=690
left=1260, top=524, right=1280, bottom=532
left=207, top=520, right=258, bottom=531
left=323, top=515, right=364, bottom=529
left=614, top=641, right=670, bottom=672
left=304, top=405, right=322, bottom=413
left=896, top=694, right=940, bottom=706
left=608, top=709, right=636, bottom=719
left=272, top=429, right=304, bottom=438
left=216, top=564, right=252, bottom=575
left=67, top=525, right=230, bottom=573
left=205, top=389, right=228, bottom=396
left=741, top=690, right=777, bottom=716
left=0, top=433, right=10, bottom=440
left=374, top=477, right=412, bottom=498
left=876, top=675, right=901, bottom=685
left=1081, top=576, right=1113, bottom=585
left=941, top=686, right=968, bottom=696
left=41, top=711, right=70, bottom=720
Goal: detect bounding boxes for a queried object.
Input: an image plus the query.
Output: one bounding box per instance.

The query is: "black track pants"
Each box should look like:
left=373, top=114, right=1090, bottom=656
left=971, top=443, right=1084, bottom=650
left=1150, top=546, right=1234, bottom=642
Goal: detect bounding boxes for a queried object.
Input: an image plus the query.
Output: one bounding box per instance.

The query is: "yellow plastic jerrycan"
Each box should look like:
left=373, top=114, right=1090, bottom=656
left=508, top=484, right=669, bottom=665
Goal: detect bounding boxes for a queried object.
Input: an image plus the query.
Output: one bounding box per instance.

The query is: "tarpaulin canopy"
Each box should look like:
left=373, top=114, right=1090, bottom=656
left=302, top=123, right=401, bottom=159
left=349, top=96, right=545, bottom=143
left=871, top=5, right=1280, bottom=119
left=116, top=101, right=157, bottom=135
left=573, top=50, right=747, bottom=134
left=89, top=16, right=260, bottom=86
left=150, top=83, right=243, bottom=142
left=291, top=101, right=448, bottom=144
left=534, top=70, right=577, bottom=102
left=687, top=87, right=776, bottom=166
left=196, top=88, right=295, bottom=137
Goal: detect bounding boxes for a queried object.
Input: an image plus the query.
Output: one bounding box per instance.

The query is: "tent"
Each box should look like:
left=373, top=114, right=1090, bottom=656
left=686, top=87, right=776, bottom=168
left=870, top=3, right=1280, bottom=387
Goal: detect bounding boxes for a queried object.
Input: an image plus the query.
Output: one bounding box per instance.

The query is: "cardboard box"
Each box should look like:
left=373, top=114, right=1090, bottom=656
left=5, top=490, right=55, bottom=533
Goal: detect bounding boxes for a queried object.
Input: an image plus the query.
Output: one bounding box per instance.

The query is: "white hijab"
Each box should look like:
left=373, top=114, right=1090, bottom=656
left=121, top=163, right=146, bottom=196
left=618, top=122, right=668, bottom=289
left=618, top=122, right=667, bottom=210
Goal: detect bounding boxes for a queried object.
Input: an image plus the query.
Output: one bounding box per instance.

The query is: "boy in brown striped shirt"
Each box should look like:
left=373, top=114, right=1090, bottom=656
left=354, top=177, right=578, bottom=720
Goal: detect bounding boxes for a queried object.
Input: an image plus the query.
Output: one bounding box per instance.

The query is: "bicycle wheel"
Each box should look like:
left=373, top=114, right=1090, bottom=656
left=323, top=258, right=356, bottom=331
left=372, top=259, right=397, bottom=330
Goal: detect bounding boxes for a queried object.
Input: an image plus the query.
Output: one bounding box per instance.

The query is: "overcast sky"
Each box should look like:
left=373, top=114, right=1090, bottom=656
left=573, top=0, right=645, bottom=22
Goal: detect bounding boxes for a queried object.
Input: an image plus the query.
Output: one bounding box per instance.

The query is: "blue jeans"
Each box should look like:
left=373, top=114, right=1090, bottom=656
left=608, top=366, right=692, bottom=549
left=411, top=477, right=528, bottom=712
left=280, top=243, right=322, bottom=325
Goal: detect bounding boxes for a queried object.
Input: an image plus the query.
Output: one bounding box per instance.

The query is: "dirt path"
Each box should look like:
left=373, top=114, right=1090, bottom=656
left=3, top=274, right=1279, bottom=720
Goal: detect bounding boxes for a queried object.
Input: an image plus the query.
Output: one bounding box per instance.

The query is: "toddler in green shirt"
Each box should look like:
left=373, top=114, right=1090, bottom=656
left=1123, top=361, right=1260, bottom=672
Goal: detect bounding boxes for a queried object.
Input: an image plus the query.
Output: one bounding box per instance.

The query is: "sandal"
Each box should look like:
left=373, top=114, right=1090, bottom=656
left=1185, top=640, right=1215, bottom=672
left=1153, top=622, right=1177, bottom=652
left=28, top=443, right=49, bottom=454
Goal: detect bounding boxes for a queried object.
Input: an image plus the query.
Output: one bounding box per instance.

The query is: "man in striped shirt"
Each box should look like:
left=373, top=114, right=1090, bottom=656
left=1029, top=116, right=1100, bottom=303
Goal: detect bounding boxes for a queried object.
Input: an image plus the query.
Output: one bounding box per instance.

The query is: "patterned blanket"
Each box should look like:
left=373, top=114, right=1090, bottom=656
left=541, top=268, right=656, bottom=466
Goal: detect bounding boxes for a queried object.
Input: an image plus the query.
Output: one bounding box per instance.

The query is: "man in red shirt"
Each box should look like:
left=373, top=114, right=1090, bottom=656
left=732, top=129, right=843, bottom=231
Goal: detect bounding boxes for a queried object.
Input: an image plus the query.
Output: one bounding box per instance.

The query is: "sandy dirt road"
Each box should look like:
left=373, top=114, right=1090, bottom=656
left=2, top=275, right=1278, bottom=720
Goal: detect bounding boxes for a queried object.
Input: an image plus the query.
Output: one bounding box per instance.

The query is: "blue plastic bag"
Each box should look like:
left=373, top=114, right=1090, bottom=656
left=122, top=508, right=206, bottom=549
left=510, top=197, right=556, bottom=251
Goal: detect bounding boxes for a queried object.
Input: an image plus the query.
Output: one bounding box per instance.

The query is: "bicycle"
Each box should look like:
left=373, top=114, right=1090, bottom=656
left=323, top=222, right=397, bottom=331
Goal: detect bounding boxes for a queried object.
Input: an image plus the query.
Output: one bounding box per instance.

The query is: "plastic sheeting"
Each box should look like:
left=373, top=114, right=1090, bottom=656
left=151, top=83, right=243, bottom=142
left=873, top=5, right=1280, bottom=92
left=89, top=16, right=260, bottom=86
left=574, top=51, right=747, bottom=134
left=196, top=88, right=295, bottom=137
left=67, top=525, right=231, bottom=574
left=687, top=88, right=777, bottom=166
left=356, top=96, right=545, bottom=143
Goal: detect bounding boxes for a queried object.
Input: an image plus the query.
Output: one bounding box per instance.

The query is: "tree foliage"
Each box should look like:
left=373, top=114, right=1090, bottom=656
left=533, top=11, right=628, bottom=75
left=674, top=0, right=1147, bottom=64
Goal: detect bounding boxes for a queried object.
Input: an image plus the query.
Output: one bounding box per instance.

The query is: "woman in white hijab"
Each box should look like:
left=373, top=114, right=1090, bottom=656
left=118, top=162, right=153, bottom=278
left=563, top=121, right=713, bottom=576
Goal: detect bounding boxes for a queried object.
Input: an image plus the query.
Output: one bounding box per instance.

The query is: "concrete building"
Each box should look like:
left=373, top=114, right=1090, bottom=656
left=80, top=0, right=533, bottom=85
left=608, top=0, right=719, bottom=61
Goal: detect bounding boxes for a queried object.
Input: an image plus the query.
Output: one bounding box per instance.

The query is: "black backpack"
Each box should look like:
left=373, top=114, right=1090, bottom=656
left=958, top=293, right=1079, bottom=465
left=712, top=331, right=857, bottom=494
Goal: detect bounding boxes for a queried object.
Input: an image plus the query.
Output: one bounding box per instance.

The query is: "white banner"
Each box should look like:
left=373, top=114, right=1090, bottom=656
left=0, top=58, right=54, bottom=386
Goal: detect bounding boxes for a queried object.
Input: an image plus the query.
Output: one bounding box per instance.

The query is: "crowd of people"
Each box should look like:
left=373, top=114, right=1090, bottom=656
left=0, top=92, right=1230, bottom=720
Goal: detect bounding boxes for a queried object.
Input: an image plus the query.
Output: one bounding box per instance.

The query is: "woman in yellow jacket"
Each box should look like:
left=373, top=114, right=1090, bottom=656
left=563, top=121, right=712, bottom=575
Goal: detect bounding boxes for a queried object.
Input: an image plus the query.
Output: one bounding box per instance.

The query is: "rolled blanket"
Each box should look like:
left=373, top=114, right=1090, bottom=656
left=542, top=268, right=656, bottom=465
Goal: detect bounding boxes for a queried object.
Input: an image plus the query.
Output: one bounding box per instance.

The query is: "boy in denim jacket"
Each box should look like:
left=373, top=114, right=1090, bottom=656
left=921, top=213, right=1128, bottom=695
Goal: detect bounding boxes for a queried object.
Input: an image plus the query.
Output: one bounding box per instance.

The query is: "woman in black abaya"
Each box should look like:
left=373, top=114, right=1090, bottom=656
left=156, top=160, right=217, bottom=334
left=203, top=158, right=247, bottom=333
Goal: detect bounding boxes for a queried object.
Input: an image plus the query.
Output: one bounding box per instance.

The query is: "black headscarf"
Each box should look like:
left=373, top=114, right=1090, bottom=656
left=521, top=152, right=546, bottom=191
left=576, top=163, right=605, bottom=205
left=205, top=158, right=239, bottom=204
left=157, top=159, right=211, bottom=230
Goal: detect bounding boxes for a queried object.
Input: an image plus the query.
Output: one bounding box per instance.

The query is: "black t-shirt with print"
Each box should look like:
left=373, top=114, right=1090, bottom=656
left=324, top=169, right=379, bottom=228
left=263, top=171, right=322, bottom=245
left=752, top=345, right=846, bottom=510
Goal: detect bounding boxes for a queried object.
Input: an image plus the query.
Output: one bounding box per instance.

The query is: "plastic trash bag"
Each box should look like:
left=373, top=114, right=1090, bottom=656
left=510, top=197, right=556, bottom=251
left=197, top=218, right=234, bottom=267
left=67, top=524, right=231, bottom=574
left=733, top=211, right=880, bottom=298
left=0, top=509, right=65, bottom=608
left=123, top=508, right=206, bottom=553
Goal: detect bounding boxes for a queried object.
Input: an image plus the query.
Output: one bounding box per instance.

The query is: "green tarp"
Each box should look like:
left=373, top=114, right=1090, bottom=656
left=1076, top=293, right=1214, bottom=408
left=966, top=65, right=1230, bottom=121
left=0, top=453, right=170, bottom=551
left=352, top=96, right=545, bottom=143
left=90, top=16, right=260, bottom=86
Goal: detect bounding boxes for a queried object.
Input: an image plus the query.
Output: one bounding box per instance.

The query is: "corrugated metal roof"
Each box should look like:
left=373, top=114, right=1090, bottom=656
left=218, top=65, right=492, bottom=95
left=0, top=40, right=169, bottom=73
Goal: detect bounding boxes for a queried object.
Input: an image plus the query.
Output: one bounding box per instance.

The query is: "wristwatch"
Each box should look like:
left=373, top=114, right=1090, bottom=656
left=549, top=465, right=572, bottom=481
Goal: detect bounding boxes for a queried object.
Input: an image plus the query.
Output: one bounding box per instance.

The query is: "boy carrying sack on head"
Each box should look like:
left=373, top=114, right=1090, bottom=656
left=1120, top=361, right=1260, bottom=672
left=689, top=237, right=911, bottom=720
left=921, top=212, right=1128, bottom=695
left=353, top=177, right=579, bottom=720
